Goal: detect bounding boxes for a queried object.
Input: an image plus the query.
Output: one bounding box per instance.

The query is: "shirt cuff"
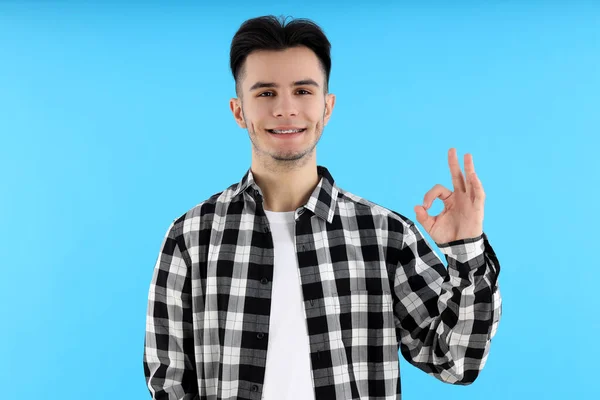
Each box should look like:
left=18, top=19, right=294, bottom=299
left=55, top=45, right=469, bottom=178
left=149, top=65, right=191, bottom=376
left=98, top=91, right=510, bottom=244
left=436, top=233, right=486, bottom=263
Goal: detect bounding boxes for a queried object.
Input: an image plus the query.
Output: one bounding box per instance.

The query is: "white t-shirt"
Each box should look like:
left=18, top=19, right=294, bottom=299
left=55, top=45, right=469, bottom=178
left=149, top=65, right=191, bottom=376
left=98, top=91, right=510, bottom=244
left=261, top=210, right=315, bottom=400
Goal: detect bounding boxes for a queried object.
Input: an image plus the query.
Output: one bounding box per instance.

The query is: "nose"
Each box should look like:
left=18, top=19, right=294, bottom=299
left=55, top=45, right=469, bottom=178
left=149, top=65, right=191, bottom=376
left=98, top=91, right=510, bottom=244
left=272, top=93, right=299, bottom=118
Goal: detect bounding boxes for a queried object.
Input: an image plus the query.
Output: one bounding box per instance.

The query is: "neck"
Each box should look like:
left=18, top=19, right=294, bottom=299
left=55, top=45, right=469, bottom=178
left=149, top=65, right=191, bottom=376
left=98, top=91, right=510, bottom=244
left=250, top=155, right=320, bottom=212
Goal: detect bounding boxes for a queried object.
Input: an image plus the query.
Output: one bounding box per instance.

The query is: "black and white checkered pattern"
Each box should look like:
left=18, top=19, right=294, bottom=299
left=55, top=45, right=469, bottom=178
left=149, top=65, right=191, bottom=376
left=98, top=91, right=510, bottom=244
left=143, top=165, right=502, bottom=400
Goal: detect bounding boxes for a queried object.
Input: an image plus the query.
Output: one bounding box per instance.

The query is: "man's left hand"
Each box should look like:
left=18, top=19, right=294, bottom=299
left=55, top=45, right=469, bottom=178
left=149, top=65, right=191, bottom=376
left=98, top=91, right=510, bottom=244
left=414, top=148, right=485, bottom=244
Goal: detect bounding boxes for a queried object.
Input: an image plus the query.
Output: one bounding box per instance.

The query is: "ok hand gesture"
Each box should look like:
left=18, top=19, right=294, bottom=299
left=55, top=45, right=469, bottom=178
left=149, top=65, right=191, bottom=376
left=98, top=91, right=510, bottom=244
left=414, top=148, right=485, bottom=244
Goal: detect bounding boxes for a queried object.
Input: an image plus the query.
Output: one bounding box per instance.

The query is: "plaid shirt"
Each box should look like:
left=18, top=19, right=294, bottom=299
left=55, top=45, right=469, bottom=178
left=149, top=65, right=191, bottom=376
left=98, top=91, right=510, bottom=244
left=143, top=165, right=502, bottom=400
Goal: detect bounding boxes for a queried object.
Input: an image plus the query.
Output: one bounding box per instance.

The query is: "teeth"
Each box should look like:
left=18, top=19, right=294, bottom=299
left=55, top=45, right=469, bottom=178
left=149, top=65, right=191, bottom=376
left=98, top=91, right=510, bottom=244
left=271, top=129, right=304, bottom=134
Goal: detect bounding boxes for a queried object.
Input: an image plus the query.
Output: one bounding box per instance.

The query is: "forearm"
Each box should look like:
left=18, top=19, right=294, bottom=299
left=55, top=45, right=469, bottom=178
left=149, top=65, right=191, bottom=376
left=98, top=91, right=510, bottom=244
left=144, top=291, right=198, bottom=399
left=396, top=227, right=502, bottom=384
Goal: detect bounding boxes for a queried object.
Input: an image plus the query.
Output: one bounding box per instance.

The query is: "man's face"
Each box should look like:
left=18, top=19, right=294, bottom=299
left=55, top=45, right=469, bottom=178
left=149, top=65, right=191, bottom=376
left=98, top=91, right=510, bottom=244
left=230, top=46, right=335, bottom=165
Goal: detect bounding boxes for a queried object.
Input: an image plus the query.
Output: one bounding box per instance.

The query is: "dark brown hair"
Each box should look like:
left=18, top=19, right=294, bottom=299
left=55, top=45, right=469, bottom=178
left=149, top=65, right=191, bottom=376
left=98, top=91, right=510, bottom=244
left=230, top=15, right=332, bottom=97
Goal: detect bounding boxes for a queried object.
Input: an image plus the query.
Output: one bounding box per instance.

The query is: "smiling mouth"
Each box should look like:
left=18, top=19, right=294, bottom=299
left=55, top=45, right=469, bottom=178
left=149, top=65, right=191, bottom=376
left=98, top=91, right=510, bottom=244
left=267, top=128, right=307, bottom=134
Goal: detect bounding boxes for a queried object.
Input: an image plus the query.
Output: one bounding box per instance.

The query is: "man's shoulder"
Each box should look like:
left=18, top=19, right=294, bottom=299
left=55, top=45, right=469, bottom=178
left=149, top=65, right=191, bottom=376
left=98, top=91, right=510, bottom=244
left=167, top=182, right=240, bottom=234
left=336, top=187, right=416, bottom=233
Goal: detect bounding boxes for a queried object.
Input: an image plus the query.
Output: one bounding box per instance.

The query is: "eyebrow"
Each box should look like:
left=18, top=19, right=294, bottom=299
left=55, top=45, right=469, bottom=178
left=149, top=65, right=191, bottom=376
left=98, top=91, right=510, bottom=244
left=249, top=79, right=320, bottom=92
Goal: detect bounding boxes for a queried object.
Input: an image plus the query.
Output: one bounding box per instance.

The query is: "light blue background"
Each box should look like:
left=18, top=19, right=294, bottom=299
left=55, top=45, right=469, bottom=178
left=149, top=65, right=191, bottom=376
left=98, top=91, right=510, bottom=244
left=1, top=1, right=598, bottom=399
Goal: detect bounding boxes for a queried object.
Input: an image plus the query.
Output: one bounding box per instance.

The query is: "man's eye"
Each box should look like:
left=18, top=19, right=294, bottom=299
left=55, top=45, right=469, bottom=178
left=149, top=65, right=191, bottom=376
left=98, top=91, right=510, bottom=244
left=258, top=92, right=274, bottom=97
left=297, top=89, right=311, bottom=95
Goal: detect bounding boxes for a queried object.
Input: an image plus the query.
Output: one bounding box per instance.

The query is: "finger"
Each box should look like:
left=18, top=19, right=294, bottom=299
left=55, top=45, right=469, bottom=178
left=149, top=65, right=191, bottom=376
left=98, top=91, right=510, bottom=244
left=463, top=153, right=485, bottom=205
left=464, top=153, right=474, bottom=198
left=423, top=184, right=453, bottom=209
left=414, top=205, right=435, bottom=232
left=448, top=148, right=466, bottom=193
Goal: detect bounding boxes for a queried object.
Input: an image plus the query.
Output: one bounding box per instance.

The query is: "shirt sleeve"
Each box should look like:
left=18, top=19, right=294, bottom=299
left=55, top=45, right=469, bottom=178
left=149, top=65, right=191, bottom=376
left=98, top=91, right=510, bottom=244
left=143, top=220, right=199, bottom=399
left=393, top=223, right=502, bottom=385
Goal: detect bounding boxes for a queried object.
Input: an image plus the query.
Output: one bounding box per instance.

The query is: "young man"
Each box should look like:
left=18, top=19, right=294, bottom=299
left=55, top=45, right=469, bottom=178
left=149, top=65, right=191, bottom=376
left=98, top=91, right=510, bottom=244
left=144, top=15, right=502, bottom=400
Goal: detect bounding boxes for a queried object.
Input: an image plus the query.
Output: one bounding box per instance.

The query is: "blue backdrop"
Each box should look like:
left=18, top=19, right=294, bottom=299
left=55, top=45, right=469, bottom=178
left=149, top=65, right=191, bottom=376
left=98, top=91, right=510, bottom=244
left=1, top=1, right=598, bottom=399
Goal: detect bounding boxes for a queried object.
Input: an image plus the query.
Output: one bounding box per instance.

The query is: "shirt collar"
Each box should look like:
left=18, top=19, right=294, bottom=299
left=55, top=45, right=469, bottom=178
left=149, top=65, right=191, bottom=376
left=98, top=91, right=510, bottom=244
left=231, top=165, right=339, bottom=224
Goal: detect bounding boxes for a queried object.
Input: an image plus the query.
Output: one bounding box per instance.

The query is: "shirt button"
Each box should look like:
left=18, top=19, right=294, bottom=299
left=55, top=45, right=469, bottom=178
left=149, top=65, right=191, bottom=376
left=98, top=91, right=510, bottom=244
left=263, top=226, right=269, bottom=233
left=257, top=332, right=264, bottom=339
left=261, top=278, right=269, bottom=285
left=251, top=385, right=259, bottom=392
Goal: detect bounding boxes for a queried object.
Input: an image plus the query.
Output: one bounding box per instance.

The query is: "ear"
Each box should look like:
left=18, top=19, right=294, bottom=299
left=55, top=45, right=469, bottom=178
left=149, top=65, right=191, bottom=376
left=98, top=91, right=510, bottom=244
left=324, top=93, right=336, bottom=126
left=229, top=98, right=247, bottom=129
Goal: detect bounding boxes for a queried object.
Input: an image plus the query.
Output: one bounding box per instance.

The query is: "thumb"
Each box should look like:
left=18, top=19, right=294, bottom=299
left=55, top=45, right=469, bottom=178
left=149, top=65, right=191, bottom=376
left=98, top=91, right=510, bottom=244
left=414, top=205, right=434, bottom=232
